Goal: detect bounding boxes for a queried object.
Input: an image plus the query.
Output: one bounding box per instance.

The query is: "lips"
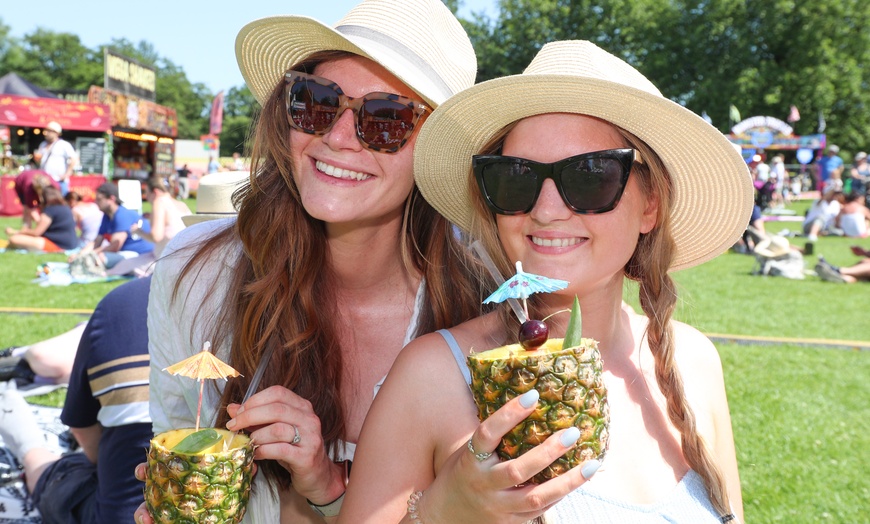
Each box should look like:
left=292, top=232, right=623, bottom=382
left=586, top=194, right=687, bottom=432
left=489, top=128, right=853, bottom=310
left=530, top=236, right=582, bottom=248
left=315, top=160, right=372, bottom=181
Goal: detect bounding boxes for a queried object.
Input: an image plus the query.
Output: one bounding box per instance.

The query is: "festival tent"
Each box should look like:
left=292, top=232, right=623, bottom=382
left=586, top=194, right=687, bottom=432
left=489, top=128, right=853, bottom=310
left=0, top=73, right=57, bottom=98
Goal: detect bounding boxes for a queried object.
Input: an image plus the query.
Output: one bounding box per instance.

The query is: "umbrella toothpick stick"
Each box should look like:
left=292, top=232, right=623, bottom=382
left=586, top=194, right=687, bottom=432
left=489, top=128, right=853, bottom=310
left=163, top=341, right=241, bottom=435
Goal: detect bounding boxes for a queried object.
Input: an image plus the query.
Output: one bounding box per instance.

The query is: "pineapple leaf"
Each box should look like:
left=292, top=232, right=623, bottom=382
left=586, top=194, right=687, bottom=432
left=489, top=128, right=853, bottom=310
left=563, top=296, right=583, bottom=348
left=172, top=428, right=222, bottom=453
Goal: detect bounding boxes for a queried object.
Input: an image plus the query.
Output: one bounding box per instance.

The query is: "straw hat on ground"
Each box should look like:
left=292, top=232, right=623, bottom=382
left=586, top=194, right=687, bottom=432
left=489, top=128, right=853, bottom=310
left=753, top=236, right=792, bottom=259
left=414, top=40, right=754, bottom=271
left=182, top=171, right=250, bottom=226
left=235, top=0, right=476, bottom=108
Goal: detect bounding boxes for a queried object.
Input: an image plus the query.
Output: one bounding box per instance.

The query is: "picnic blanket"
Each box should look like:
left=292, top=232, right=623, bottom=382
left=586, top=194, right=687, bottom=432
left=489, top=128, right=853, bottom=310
left=0, top=403, right=72, bottom=523
left=31, top=262, right=130, bottom=287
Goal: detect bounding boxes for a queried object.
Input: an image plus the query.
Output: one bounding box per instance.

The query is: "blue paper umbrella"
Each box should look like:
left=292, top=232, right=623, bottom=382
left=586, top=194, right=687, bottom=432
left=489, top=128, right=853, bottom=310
left=484, top=261, right=569, bottom=320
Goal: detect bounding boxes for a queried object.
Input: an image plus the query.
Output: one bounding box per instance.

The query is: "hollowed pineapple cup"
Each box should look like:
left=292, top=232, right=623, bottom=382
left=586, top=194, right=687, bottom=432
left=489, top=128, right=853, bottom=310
left=467, top=337, right=609, bottom=484
left=145, top=428, right=254, bottom=524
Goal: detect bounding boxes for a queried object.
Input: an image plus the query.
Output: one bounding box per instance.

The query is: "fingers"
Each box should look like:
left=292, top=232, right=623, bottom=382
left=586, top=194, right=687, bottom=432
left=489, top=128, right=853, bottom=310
left=470, top=389, right=540, bottom=460
left=489, top=427, right=581, bottom=489
left=134, top=462, right=147, bottom=482
left=491, top=457, right=601, bottom=516
left=133, top=502, right=152, bottom=524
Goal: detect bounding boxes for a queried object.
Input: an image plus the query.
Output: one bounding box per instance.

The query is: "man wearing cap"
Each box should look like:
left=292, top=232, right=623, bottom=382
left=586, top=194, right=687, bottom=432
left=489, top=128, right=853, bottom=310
left=815, top=144, right=844, bottom=194
left=35, top=122, right=77, bottom=196
left=72, top=182, right=153, bottom=268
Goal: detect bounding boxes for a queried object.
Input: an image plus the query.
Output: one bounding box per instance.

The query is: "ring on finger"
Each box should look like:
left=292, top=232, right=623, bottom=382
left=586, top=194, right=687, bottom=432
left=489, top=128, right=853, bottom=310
left=467, top=438, right=492, bottom=462
left=291, top=424, right=302, bottom=445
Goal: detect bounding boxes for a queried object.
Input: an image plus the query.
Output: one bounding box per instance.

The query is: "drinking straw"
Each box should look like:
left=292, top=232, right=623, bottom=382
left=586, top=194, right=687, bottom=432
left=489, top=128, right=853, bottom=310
left=470, top=240, right=527, bottom=323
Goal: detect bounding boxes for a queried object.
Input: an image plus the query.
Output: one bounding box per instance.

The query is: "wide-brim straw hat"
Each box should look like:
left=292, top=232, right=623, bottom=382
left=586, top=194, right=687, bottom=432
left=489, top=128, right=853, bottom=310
left=235, top=0, right=476, bottom=108
left=754, top=236, right=791, bottom=258
left=415, top=40, right=754, bottom=271
left=182, top=171, right=250, bottom=226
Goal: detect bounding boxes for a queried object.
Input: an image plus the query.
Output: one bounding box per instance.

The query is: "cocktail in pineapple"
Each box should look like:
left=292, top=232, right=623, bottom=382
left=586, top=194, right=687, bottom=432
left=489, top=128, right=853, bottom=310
left=467, top=263, right=609, bottom=484
left=144, top=344, right=255, bottom=524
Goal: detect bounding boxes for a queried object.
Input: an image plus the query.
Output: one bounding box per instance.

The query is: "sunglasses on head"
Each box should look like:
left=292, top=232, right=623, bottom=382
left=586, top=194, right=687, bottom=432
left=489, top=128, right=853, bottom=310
left=284, top=71, right=432, bottom=154
left=472, top=148, right=640, bottom=215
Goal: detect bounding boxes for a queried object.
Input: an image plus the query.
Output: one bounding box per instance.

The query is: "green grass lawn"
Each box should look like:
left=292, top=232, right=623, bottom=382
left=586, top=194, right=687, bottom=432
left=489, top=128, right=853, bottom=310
left=1, top=198, right=868, bottom=523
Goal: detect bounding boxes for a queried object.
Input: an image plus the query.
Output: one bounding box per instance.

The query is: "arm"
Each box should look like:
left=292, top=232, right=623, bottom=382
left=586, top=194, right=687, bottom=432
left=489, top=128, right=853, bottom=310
left=144, top=198, right=167, bottom=244
left=70, top=424, right=103, bottom=463
left=6, top=213, right=52, bottom=237
left=95, top=231, right=128, bottom=254
left=340, top=330, right=592, bottom=524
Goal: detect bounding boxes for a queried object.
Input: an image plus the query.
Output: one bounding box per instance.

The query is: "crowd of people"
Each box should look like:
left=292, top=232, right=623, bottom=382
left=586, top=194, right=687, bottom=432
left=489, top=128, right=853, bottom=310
left=1, top=1, right=866, bottom=523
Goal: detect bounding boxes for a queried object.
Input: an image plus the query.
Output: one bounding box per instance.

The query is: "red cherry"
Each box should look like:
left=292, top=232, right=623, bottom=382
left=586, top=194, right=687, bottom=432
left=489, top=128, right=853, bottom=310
left=519, top=320, right=549, bottom=350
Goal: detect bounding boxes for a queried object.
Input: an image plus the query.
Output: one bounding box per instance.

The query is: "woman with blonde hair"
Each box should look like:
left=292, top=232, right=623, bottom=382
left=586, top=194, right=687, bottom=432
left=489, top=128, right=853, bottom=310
left=343, top=41, right=750, bottom=523
left=135, top=0, right=480, bottom=521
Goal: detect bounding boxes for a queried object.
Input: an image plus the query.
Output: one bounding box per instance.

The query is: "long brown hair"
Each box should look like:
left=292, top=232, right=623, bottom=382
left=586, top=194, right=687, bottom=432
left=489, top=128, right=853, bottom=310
left=170, top=51, right=480, bottom=489
left=468, top=121, right=732, bottom=518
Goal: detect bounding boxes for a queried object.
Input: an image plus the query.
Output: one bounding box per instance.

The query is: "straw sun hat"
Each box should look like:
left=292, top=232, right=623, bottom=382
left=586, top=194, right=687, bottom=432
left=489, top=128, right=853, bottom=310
left=235, top=0, right=476, bottom=108
left=414, top=40, right=754, bottom=271
left=182, top=171, right=250, bottom=226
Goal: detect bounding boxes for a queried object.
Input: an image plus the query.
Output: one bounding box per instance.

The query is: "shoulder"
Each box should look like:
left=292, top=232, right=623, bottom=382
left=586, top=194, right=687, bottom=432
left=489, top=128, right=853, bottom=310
left=161, top=217, right=237, bottom=261
left=670, top=320, right=723, bottom=378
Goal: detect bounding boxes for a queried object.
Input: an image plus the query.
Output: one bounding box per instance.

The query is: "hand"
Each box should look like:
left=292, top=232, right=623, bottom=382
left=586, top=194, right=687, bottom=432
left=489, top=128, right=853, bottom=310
left=226, top=385, right=345, bottom=505
left=130, top=222, right=141, bottom=234
left=133, top=462, right=152, bottom=524
left=5, top=227, right=15, bottom=236
left=416, top=390, right=600, bottom=524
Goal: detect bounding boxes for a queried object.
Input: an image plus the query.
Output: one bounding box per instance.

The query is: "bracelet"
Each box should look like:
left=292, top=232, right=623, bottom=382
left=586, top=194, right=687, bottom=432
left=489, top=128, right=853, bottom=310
left=407, top=491, right=424, bottom=522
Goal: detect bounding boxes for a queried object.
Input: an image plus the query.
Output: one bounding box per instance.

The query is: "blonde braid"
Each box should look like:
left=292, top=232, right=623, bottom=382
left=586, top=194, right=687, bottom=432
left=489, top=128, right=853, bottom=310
left=624, top=133, right=732, bottom=517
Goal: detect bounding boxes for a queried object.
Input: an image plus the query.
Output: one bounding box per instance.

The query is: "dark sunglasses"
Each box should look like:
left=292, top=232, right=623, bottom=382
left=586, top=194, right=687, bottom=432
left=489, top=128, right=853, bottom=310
left=284, top=71, right=432, bottom=154
left=472, top=148, right=640, bottom=215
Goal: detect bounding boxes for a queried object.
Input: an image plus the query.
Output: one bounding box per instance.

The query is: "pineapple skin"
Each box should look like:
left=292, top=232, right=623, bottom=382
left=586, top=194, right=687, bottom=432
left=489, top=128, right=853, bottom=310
left=467, top=338, right=610, bottom=484
left=145, top=428, right=254, bottom=524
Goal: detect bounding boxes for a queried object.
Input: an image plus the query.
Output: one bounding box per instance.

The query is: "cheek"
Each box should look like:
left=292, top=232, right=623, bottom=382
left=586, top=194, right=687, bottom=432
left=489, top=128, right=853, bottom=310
left=495, top=215, right=525, bottom=259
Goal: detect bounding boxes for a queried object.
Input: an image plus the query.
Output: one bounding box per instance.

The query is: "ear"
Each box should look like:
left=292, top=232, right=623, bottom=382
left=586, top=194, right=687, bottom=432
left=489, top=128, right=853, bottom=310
left=639, top=192, right=658, bottom=235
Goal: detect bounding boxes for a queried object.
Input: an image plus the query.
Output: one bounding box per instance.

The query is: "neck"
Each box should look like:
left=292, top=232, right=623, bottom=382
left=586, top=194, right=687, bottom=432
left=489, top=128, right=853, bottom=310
left=326, top=215, right=417, bottom=294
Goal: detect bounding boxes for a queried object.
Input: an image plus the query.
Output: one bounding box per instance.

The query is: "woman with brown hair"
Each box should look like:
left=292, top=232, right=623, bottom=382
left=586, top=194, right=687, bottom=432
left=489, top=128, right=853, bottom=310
left=342, top=41, right=749, bottom=523
left=136, top=0, right=479, bottom=522
left=6, top=185, right=78, bottom=252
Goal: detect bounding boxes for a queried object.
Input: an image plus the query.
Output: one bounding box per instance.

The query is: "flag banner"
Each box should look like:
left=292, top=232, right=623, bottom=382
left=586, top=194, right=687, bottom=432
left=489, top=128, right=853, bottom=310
left=818, top=110, right=826, bottom=133
left=210, top=91, right=225, bottom=136
left=701, top=111, right=713, bottom=125
left=729, top=104, right=741, bottom=123
left=787, top=105, right=800, bottom=123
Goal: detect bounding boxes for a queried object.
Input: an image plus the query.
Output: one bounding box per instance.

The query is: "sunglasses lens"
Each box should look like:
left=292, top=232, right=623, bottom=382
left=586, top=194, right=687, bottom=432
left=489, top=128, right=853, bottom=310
left=561, top=158, right=625, bottom=211
left=480, top=161, right=538, bottom=213
left=359, top=99, right=417, bottom=148
left=288, top=80, right=340, bottom=132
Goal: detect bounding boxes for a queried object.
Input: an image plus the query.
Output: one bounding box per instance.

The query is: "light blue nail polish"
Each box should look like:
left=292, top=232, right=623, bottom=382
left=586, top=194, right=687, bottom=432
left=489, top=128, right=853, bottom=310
left=581, top=459, right=602, bottom=479
left=518, top=389, right=540, bottom=409
left=559, top=426, right=581, bottom=447
left=226, top=419, right=236, bottom=429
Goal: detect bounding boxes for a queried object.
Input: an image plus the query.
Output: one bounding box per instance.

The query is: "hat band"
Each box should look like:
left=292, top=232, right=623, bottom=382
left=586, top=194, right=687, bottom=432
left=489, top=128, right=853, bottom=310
left=335, top=24, right=454, bottom=102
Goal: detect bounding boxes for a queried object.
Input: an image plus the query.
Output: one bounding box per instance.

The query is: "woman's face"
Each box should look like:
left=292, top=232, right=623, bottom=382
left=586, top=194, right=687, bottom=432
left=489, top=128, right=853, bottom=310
left=495, top=113, right=658, bottom=296
left=289, top=56, right=419, bottom=230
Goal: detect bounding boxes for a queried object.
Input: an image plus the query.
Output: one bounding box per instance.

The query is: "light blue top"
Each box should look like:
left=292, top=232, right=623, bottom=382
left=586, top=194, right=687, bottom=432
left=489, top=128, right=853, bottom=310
left=435, top=329, right=727, bottom=524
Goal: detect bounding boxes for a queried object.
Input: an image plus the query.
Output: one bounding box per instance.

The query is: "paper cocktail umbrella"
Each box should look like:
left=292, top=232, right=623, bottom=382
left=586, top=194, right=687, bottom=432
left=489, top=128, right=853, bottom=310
left=484, top=261, right=569, bottom=321
left=163, top=342, right=241, bottom=431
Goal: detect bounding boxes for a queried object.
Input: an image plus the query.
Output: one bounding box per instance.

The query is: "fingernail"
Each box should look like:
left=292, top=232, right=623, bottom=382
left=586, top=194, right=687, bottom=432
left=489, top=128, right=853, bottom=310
left=518, top=389, right=539, bottom=409
left=559, top=426, right=580, bottom=447
left=236, top=405, right=244, bottom=414
left=226, top=419, right=236, bottom=429
left=581, top=459, right=602, bottom=480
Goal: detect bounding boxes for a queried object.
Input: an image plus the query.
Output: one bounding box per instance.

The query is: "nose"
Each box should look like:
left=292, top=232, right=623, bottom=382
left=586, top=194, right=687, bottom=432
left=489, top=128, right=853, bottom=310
left=529, top=179, right=573, bottom=223
left=322, top=107, right=362, bottom=152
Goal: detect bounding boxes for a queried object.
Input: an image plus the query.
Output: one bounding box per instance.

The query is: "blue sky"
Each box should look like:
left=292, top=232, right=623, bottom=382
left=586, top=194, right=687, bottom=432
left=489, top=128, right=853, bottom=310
left=2, top=0, right=497, bottom=95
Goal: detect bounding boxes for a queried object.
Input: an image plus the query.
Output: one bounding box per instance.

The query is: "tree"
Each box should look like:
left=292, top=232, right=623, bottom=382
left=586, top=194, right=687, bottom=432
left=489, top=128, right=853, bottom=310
left=460, top=0, right=870, bottom=153
left=219, top=85, right=258, bottom=157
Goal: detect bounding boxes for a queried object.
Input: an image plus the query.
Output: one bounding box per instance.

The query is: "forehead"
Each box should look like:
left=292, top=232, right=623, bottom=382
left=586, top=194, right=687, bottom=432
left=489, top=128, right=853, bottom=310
left=502, top=113, right=625, bottom=162
left=312, top=55, right=416, bottom=100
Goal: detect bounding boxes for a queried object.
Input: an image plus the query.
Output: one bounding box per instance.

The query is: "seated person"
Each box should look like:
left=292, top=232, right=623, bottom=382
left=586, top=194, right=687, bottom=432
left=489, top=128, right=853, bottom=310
left=13, top=168, right=58, bottom=228
left=0, top=277, right=152, bottom=523
left=5, top=186, right=79, bottom=252
left=816, top=246, right=870, bottom=284
left=108, top=177, right=191, bottom=277
left=65, top=191, right=104, bottom=247
left=0, top=323, right=86, bottom=385
left=70, top=182, right=153, bottom=269
left=803, top=187, right=844, bottom=241
left=836, top=192, right=870, bottom=238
